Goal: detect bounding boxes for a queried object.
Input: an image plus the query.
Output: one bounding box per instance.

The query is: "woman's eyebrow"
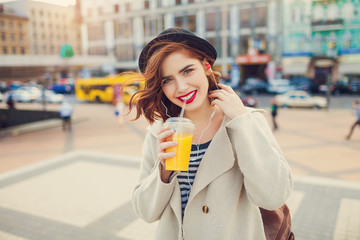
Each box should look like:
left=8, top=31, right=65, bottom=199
left=161, top=64, right=195, bottom=79
left=178, top=64, right=194, bottom=73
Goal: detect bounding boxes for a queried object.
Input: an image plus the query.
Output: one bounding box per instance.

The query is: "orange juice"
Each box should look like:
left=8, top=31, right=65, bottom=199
left=165, top=132, right=193, bottom=171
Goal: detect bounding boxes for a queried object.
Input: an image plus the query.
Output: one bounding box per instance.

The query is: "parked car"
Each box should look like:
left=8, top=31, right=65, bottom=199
left=319, top=80, right=349, bottom=95
left=5, top=89, right=33, bottom=103
left=290, top=77, right=310, bottom=91
left=347, top=80, right=360, bottom=94
left=18, top=86, right=42, bottom=101
left=241, top=78, right=268, bottom=95
left=235, top=91, right=258, bottom=107
left=0, top=82, right=9, bottom=93
left=267, top=79, right=295, bottom=94
left=275, top=90, right=327, bottom=109
left=49, top=83, right=74, bottom=94
left=36, top=90, right=64, bottom=103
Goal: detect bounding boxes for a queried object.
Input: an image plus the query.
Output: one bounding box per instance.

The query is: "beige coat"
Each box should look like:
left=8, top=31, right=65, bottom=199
left=132, top=108, right=293, bottom=240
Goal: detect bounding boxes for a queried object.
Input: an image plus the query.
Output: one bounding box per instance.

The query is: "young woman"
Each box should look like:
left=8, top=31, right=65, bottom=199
left=130, top=28, right=293, bottom=240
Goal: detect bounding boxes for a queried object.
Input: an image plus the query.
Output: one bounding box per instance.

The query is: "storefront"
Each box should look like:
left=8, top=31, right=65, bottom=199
left=234, top=49, right=271, bottom=84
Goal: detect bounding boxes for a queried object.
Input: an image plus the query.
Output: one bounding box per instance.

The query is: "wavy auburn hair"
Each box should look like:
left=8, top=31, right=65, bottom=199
left=128, top=41, right=220, bottom=124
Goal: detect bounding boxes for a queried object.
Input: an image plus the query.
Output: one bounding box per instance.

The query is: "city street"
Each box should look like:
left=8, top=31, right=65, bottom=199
left=0, top=95, right=360, bottom=240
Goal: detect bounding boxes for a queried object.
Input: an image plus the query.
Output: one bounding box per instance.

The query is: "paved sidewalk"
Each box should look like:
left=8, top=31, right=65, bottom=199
left=0, top=150, right=359, bottom=240
left=0, top=103, right=360, bottom=239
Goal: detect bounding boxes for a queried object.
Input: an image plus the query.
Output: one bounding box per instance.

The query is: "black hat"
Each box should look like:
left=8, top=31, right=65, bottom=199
left=138, top=27, right=217, bottom=73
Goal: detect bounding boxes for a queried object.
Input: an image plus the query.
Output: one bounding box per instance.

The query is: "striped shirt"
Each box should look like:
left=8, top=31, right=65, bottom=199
left=178, top=140, right=211, bottom=217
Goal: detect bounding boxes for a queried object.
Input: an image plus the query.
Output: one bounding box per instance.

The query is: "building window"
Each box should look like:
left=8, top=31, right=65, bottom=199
left=21, top=47, right=25, bottom=54
left=189, top=0, right=194, bottom=3
left=11, top=33, right=15, bottom=41
left=240, top=35, right=250, bottom=54
left=175, top=16, right=184, bottom=28
left=254, top=34, right=267, bottom=53
left=176, top=0, right=181, bottom=5
left=12, top=47, right=16, bottom=54
left=143, top=16, right=162, bottom=37
left=207, top=37, right=220, bottom=56
left=98, top=7, right=103, bottom=15
left=1, top=32, right=6, bottom=41
left=18, top=22, right=22, bottom=30
left=0, top=21, right=5, bottom=30
left=9, top=21, right=14, bottom=29
left=240, top=8, right=251, bottom=28
left=88, top=23, right=105, bottom=41
left=157, top=0, right=162, bottom=7
left=188, top=14, right=196, bottom=32
left=144, top=0, right=149, bottom=9
left=3, top=46, right=7, bottom=54
left=125, top=3, right=131, bottom=12
left=206, top=10, right=218, bottom=31
left=114, top=4, right=119, bottom=13
left=255, top=7, right=267, bottom=27
left=115, top=44, right=135, bottom=61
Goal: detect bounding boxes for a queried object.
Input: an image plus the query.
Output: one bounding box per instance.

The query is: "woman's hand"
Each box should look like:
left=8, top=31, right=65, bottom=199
left=157, top=126, right=178, bottom=183
left=208, top=84, right=247, bottom=120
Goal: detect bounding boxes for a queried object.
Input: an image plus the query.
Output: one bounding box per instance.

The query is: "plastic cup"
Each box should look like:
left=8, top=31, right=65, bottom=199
left=164, top=117, right=195, bottom=171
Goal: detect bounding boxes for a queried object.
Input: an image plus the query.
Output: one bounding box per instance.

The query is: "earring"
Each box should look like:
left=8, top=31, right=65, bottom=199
left=205, top=63, right=219, bottom=89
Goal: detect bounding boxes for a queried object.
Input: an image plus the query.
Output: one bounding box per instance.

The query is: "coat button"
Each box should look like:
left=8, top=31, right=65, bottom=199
left=202, top=205, right=209, bottom=214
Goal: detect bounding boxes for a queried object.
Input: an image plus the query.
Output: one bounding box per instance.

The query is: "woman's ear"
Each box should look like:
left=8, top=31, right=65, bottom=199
left=202, top=61, right=211, bottom=75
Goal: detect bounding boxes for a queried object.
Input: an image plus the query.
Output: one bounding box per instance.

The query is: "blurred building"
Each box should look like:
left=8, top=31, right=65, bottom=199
left=3, top=0, right=81, bottom=55
left=0, top=0, right=85, bottom=82
left=80, top=0, right=282, bottom=83
left=0, top=4, right=29, bottom=55
left=282, top=0, right=360, bottom=90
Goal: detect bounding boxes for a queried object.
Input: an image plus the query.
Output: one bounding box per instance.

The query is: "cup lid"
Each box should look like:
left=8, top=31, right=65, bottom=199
left=165, top=117, right=195, bottom=129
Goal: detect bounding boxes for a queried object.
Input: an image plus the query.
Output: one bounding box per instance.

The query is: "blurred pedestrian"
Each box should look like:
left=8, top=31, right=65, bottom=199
left=270, top=98, right=278, bottom=130
left=128, top=28, right=293, bottom=240
left=6, top=94, right=15, bottom=109
left=114, top=97, right=124, bottom=126
left=345, top=100, right=360, bottom=140
left=59, top=100, right=73, bottom=132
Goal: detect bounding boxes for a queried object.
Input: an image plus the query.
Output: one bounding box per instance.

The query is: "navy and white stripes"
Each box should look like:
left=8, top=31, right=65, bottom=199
left=178, top=141, right=211, bottom=217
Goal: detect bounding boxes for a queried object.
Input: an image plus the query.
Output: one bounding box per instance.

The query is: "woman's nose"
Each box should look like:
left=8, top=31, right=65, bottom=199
left=176, top=78, right=189, bottom=92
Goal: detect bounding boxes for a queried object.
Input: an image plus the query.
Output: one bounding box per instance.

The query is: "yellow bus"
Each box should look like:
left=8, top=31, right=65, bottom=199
left=75, top=73, right=143, bottom=103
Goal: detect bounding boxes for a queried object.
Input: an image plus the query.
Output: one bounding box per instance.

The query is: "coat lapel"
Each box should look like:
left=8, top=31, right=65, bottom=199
left=169, top=180, right=183, bottom=224
left=187, top=119, right=236, bottom=205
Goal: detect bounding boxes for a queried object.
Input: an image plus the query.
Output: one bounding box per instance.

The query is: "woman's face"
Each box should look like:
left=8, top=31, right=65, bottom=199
left=160, top=51, right=210, bottom=113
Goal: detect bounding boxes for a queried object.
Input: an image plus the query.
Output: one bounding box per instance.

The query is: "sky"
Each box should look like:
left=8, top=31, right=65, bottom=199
left=0, top=0, right=76, bottom=6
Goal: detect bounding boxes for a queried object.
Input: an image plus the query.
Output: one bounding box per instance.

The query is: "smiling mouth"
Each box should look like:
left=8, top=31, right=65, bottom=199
left=178, top=90, right=196, bottom=103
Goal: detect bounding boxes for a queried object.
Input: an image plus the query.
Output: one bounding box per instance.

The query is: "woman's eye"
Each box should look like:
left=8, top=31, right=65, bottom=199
left=184, top=69, right=193, bottom=75
left=162, top=78, right=172, bottom=85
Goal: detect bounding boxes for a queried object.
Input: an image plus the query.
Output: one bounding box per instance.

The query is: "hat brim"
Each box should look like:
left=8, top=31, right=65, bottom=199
left=138, top=32, right=217, bottom=73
